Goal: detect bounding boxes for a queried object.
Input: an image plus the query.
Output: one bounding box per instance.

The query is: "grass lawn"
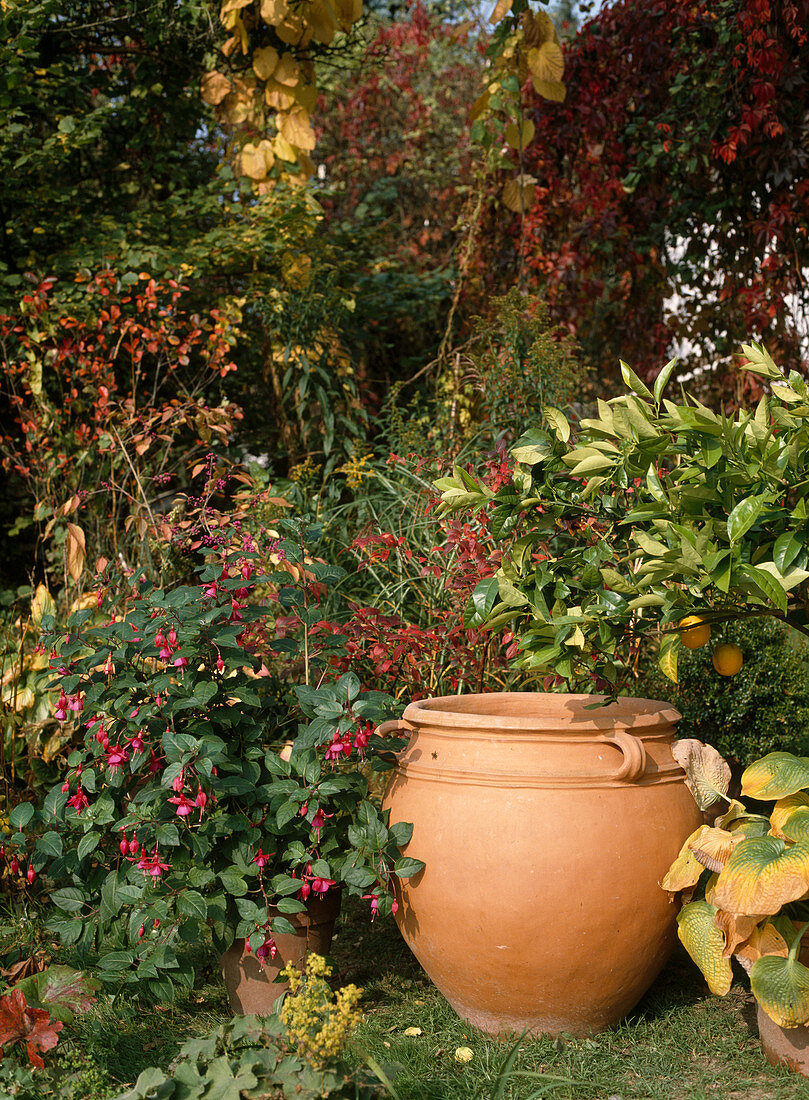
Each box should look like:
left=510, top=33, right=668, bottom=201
left=6, top=897, right=808, bottom=1099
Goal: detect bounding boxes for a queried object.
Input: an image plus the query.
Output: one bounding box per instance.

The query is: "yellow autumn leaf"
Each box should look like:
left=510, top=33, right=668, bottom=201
left=455, top=1047, right=474, bottom=1063
left=531, top=77, right=566, bottom=102
left=712, top=836, right=809, bottom=916
left=201, top=71, right=231, bottom=106
left=688, top=826, right=743, bottom=873
left=272, top=132, right=299, bottom=162
left=224, top=91, right=252, bottom=125
left=677, top=900, right=733, bottom=995
left=265, top=80, right=296, bottom=111
left=504, top=118, right=535, bottom=149
left=489, top=0, right=512, bottom=23
left=219, top=0, right=252, bottom=14
left=771, top=792, right=809, bottom=838
left=276, top=12, right=314, bottom=46
left=31, top=583, right=56, bottom=628
left=713, top=909, right=764, bottom=957
left=333, top=0, right=362, bottom=31
left=240, top=139, right=275, bottom=180
left=306, top=0, right=337, bottom=44
left=274, top=53, right=300, bottom=87
left=735, top=921, right=789, bottom=974
left=715, top=798, right=751, bottom=831
left=660, top=827, right=706, bottom=893
left=743, top=752, right=809, bottom=801
left=279, top=106, right=316, bottom=151
left=261, top=0, right=289, bottom=22
left=502, top=175, right=536, bottom=213
left=66, top=522, right=86, bottom=582
left=526, top=41, right=564, bottom=84
left=469, top=90, right=490, bottom=122
left=253, top=45, right=279, bottom=81
left=522, top=9, right=555, bottom=47
left=403, top=1027, right=422, bottom=1037
left=295, top=82, right=317, bottom=112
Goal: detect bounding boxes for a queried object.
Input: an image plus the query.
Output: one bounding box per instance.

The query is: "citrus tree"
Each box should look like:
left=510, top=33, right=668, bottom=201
left=437, top=343, right=809, bottom=693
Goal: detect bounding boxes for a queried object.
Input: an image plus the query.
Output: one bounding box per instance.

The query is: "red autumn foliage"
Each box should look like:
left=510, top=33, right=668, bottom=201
left=0, top=988, right=62, bottom=1070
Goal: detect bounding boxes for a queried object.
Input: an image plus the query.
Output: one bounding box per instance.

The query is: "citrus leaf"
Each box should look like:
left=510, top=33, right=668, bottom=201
left=727, top=496, right=765, bottom=544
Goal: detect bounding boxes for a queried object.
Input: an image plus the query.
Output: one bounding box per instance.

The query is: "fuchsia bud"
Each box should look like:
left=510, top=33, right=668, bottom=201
left=299, top=879, right=311, bottom=901
left=120, top=831, right=129, bottom=856
left=216, top=656, right=225, bottom=673
left=138, top=924, right=145, bottom=939
left=195, top=787, right=207, bottom=813
left=155, top=628, right=165, bottom=646
left=95, top=726, right=108, bottom=745
left=244, top=939, right=252, bottom=954
left=172, top=768, right=185, bottom=793
left=241, top=564, right=252, bottom=581
left=129, top=832, right=139, bottom=855
left=26, top=865, right=35, bottom=885
left=61, top=780, right=70, bottom=793
left=10, top=857, right=19, bottom=875
left=168, top=626, right=177, bottom=647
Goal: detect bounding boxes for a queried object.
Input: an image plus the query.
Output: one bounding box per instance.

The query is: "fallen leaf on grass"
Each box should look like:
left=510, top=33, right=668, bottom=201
left=0, top=956, right=47, bottom=984
left=455, top=1047, right=474, bottom=1063
left=0, top=988, right=62, bottom=1068
left=403, top=1027, right=423, bottom=1036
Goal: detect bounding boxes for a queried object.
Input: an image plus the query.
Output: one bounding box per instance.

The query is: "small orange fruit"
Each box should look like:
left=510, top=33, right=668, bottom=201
left=712, top=643, right=743, bottom=677
left=679, top=615, right=711, bottom=650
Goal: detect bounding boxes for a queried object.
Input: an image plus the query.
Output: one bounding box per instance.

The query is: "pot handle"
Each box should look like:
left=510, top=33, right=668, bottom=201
left=376, top=719, right=412, bottom=738
left=605, top=731, right=647, bottom=782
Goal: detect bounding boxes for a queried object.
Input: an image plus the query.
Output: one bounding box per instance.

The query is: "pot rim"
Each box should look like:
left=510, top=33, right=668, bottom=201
left=401, top=692, right=681, bottom=734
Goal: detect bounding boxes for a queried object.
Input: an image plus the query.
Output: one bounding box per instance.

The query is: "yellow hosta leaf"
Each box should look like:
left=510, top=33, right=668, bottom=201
left=333, top=0, right=362, bottom=31
left=671, top=739, right=731, bottom=811
left=526, top=41, right=564, bottom=84
left=531, top=77, right=566, bottom=102
left=306, top=0, right=337, bottom=44
left=265, top=80, right=296, bottom=110
left=751, top=955, right=809, bottom=1028
left=712, top=836, right=809, bottom=916
left=240, top=139, right=274, bottom=180
left=274, top=52, right=300, bottom=87
left=489, top=0, right=512, bottom=20
left=660, top=827, right=706, bottom=893
left=201, top=71, right=231, bottom=106
left=713, top=909, right=764, bottom=957
left=502, top=175, right=536, bottom=213
left=772, top=793, right=809, bottom=838
left=781, top=808, right=809, bottom=843
left=742, top=752, right=809, bottom=800
left=31, top=584, right=56, bottom=628
left=736, top=920, right=789, bottom=973
left=688, top=826, right=742, bottom=872
left=715, top=799, right=751, bottom=831
left=677, top=900, right=733, bottom=995
left=278, top=106, right=316, bottom=151
left=522, top=9, right=555, bottom=46
left=272, top=132, right=298, bottom=162
left=504, top=118, right=535, bottom=150
left=261, top=0, right=289, bottom=22
left=252, top=45, right=279, bottom=81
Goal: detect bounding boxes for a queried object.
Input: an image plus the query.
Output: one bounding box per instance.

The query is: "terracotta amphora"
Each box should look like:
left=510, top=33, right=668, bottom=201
left=380, top=692, right=702, bottom=1036
left=220, top=890, right=341, bottom=1014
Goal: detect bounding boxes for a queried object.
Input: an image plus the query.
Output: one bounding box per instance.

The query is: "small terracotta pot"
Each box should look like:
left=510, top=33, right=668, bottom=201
left=381, top=692, right=702, bottom=1037
left=220, top=890, right=341, bottom=1014
left=757, top=1005, right=809, bottom=1075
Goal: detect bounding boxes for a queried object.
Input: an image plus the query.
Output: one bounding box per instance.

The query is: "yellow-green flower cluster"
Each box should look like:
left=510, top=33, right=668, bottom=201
left=279, top=954, right=363, bottom=1067
left=337, top=453, right=374, bottom=490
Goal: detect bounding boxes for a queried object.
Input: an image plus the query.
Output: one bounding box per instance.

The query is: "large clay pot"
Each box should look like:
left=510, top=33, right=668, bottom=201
left=380, top=692, right=702, bottom=1037
left=220, top=891, right=341, bottom=1014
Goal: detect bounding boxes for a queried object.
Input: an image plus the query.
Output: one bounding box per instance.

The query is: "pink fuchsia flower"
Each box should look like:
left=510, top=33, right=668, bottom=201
left=202, top=582, right=218, bottom=599
left=159, top=646, right=172, bottom=660
left=241, top=564, right=252, bottom=581
left=67, top=787, right=89, bottom=814
left=363, top=892, right=380, bottom=921
left=129, top=731, right=147, bottom=754
left=137, top=848, right=169, bottom=880
left=195, top=787, right=208, bottom=814
left=168, top=626, right=177, bottom=647
left=353, top=721, right=372, bottom=756
left=255, top=934, right=277, bottom=962
left=148, top=749, right=163, bottom=775
left=61, top=780, right=70, bottom=794
left=310, top=876, right=336, bottom=896
left=105, top=744, right=130, bottom=770
left=172, top=656, right=188, bottom=669
left=67, top=694, right=83, bottom=713
left=252, top=846, right=271, bottom=870
left=54, top=690, right=68, bottom=722
left=168, top=793, right=196, bottom=817
left=324, top=733, right=352, bottom=762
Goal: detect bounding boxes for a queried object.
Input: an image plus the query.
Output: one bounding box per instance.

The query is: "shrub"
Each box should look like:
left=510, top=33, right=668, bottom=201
left=636, top=617, right=809, bottom=765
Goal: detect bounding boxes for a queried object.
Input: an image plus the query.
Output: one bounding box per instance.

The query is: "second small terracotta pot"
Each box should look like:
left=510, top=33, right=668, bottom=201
left=220, top=890, right=341, bottom=1015
left=757, top=1006, right=809, bottom=1076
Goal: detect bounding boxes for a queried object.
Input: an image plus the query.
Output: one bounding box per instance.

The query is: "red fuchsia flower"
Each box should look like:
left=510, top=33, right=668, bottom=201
left=324, top=733, right=352, bottom=762
left=61, top=779, right=70, bottom=794
left=252, top=846, right=271, bottom=870
left=105, top=744, right=129, bottom=770
left=54, top=690, right=68, bottom=722
left=241, top=564, right=252, bottom=581
left=67, top=694, right=83, bottom=713
left=95, top=726, right=108, bottom=746
left=310, top=876, right=336, bottom=895
left=137, top=847, right=169, bottom=880
left=255, top=935, right=277, bottom=963
left=167, top=626, right=177, bottom=647
left=311, top=808, right=332, bottom=830
left=119, top=831, right=129, bottom=856
left=26, top=865, right=35, bottom=885
left=172, top=768, right=185, bottom=793
left=159, top=645, right=172, bottom=660
left=168, top=793, right=196, bottom=817
left=67, top=787, right=89, bottom=814
left=195, top=787, right=207, bottom=814
left=363, top=893, right=380, bottom=921
left=155, top=628, right=165, bottom=648
left=299, top=879, right=312, bottom=901
left=215, top=656, right=225, bottom=673
left=202, top=582, right=218, bottom=599
left=10, top=857, right=19, bottom=875
left=172, top=656, right=189, bottom=668
left=353, top=721, right=372, bottom=757
left=129, top=730, right=146, bottom=753
left=148, top=749, right=163, bottom=775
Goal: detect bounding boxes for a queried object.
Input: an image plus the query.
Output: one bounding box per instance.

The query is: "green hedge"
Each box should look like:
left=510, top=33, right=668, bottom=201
left=635, top=618, right=809, bottom=765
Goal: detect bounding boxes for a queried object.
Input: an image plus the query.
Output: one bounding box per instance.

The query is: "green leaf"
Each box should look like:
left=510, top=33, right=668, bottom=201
left=36, top=831, right=62, bottom=858
left=774, top=532, right=801, bottom=574
left=50, top=888, right=85, bottom=913
left=739, top=563, right=788, bottom=614
left=658, top=632, right=679, bottom=684
left=751, top=954, right=809, bottom=1027
left=98, top=951, right=134, bottom=971
left=619, top=360, right=655, bottom=402
left=543, top=406, right=570, bottom=442
left=270, top=916, right=298, bottom=936
left=653, top=357, right=677, bottom=403
left=77, top=832, right=100, bottom=863
left=218, top=870, right=248, bottom=896
left=471, top=577, right=500, bottom=621
left=394, top=857, right=425, bottom=878
left=9, top=803, right=34, bottom=829
left=727, top=496, right=765, bottom=543
left=742, top=753, right=809, bottom=800
left=178, top=891, right=207, bottom=921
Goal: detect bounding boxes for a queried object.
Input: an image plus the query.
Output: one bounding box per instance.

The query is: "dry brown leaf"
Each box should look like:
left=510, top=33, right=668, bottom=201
left=294, top=82, right=318, bottom=112
left=333, top=0, right=362, bottom=30
left=201, top=71, right=231, bottom=106
left=735, top=921, right=789, bottom=973
left=713, top=910, right=764, bottom=957
left=261, top=0, right=289, bottom=23
left=489, top=0, right=512, bottom=23
left=522, top=10, right=555, bottom=47
left=502, top=176, right=536, bottom=213
left=65, top=523, right=85, bottom=582
left=671, top=739, right=731, bottom=811
left=306, top=0, right=337, bottom=43
left=688, top=826, right=742, bottom=872
left=504, top=118, right=535, bottom=150
left=469, top=90, right=490, bottom=122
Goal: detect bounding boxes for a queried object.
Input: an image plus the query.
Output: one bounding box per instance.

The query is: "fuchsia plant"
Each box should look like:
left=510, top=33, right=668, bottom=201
left=9, top=519, right=419, bottom=1001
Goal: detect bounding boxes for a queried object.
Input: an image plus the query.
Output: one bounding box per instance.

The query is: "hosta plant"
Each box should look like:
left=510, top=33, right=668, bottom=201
left=9, top=536, right=420, bottom=1002
left=663, top=742, right=809, bottom=1029
left=436, top=344, right=809, bottom=693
